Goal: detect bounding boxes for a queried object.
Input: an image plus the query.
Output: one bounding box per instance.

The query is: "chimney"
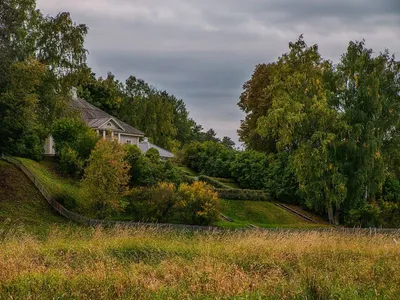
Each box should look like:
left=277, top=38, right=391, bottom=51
left=71, top=87, right=78, bottom=101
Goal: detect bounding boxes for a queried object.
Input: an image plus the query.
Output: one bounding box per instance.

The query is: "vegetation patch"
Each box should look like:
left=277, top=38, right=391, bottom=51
left=0, top=160, right=66, bottom=233
left=0, top=227, right=399, bottom=299
left=216, top=189, right=269, bottom=201
left=217, top=199, right=323, bottom=228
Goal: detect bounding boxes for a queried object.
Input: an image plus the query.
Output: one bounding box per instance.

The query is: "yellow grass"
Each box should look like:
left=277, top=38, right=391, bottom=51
left=0, top=226, right=399, bottom=299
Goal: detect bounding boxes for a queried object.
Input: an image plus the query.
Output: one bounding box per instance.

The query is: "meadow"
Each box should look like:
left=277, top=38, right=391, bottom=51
left=1, top=160, right=400, bottom=299
left=0, top=226, right=399, bottom=299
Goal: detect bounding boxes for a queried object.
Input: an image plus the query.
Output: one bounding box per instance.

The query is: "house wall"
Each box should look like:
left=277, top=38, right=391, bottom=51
left=119, top=134, right=140, bottom=146
left=100, top=120, right=121, bottom=131
left=44, top=135, right=56, bottom=156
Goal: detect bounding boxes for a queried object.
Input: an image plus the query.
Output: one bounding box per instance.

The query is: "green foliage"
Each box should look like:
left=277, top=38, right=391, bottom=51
left=127, top=181, right=220, bottom=225
left=52, top=118, right=99, bottom=176
left=173, top=181, right=220, bottom=225
left=239, top=36, right=400, bottom=225
left=238, top=63, right=277, bottom=152
left=216, top=188, right=269, bottom=201
left=0, top=59, right=46, bottom=159
left=347, top=202, right=400, bottom=228
left=127, top=146, right=182, bottom=187
left=0, top=0, right=88, bottom=158
left=58, top=147, right=83, bottom=178
left=78, top=72, right=123, bottom=115
left=198, top=175, right=231, bottom=189
left=230, top=150, right=269, bottom=190
left=381, top=175, right=400, bottom=203
left=81, top=140, right=130, bottom=218
left=181, top=141, right=235, bottom=178
left=265, top=152, right=300, bottom=204
left=127, top=182, right=176, bottom=223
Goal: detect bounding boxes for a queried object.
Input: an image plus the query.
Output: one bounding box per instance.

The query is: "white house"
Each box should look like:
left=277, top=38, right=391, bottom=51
left=44, top=88, right=174, bottom=159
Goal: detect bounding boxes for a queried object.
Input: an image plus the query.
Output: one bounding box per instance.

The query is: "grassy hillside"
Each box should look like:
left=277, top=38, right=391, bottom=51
left=0, top=226, right=399, bottom=299
left=218, top=199, right=324, bottom=228
left=17, top=158, right=327, bottom=228
left=1, top=159, right=399, bottom=298
left=0, top=161, right=67, bottom=233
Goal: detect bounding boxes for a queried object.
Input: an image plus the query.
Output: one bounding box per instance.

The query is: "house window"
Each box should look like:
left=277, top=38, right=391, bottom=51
left=126, top=140, right=132, bottom=144
left=107, top=122, right=112, bottom=127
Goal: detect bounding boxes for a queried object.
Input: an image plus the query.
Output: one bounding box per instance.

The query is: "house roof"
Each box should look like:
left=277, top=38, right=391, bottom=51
left=139, top=141, right=174, bottom=159
left=70, top=96, right=144, bottom=136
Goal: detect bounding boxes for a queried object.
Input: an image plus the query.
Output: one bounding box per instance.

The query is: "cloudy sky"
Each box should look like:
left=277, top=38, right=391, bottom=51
left=37, top=0, right=400, bottom=145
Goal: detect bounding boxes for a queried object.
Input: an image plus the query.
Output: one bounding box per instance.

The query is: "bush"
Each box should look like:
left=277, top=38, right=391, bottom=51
left=216, top=188, right=269, bottom=201
left=230, top=150, right=269, bottom=189
left=58, top=147, right=84, bottom=177
left=81, top=140, right=130, bottom=218
left=126, top=145, right=182, bottom=187
left=266, top=152, right=301, bottom=204
left=126, top=181, right=220, bottom=226
left=127, top=182, right=176, bottom=223
left=52, top=118, right=99, bottom=177
left=347, top=201, right=400, bottom=228
left=174, top=181, right=220, bottom=225
left=181, top=141, right=235, bottom=178
left=198, top=175, right=231, bottom=189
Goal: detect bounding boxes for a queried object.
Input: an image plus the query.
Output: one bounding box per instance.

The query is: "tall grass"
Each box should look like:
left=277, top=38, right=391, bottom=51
left=0, top=226, right=399, bottom=299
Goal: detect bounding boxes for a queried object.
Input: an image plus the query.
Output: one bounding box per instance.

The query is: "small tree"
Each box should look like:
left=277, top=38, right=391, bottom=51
left=52, top=117, right=99, bottom=177
left=81, top=140, right=130, bottom=218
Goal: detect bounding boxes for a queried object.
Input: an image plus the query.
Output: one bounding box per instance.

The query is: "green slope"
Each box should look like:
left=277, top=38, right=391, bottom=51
left=0, top=160, right=68, bottom=234
left=217, top=199, right=326, bottom=228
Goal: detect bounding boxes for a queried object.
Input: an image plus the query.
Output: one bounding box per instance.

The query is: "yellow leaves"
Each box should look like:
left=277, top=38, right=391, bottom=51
left=329, top=163, right=333, bottom=170
left=375, top=151, right=381, bottom=160
left=389, top=108, right=393, bottom=114
left=354, top=74, right=359, bottom=87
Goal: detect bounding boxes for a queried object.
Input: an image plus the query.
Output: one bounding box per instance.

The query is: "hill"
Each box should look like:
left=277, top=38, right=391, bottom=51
left=0, top=159, right=399, bottom=298
left=16, top=158, right=325, bottom=228
left=0, top=160, right=67, bottom=234
left=217, top=199, right=324, bottom=228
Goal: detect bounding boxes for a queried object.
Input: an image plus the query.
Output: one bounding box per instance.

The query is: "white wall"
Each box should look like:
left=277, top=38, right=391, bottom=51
left=44, top=135, right=56, bottom=155
left=119, top=134, right=139, bottom=146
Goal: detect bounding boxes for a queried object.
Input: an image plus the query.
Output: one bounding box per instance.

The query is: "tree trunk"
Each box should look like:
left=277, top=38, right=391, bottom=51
left=328, top=206, right=334, bottom=224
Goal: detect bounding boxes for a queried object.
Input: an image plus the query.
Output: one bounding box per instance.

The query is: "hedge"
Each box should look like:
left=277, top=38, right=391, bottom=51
left=215, top=188, right=269, bottom=201
left=198, top=175, right=231, bottom=189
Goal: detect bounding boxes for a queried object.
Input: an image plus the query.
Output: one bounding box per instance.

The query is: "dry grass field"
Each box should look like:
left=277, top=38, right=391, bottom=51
left=0, top=226, right=399, bottom=299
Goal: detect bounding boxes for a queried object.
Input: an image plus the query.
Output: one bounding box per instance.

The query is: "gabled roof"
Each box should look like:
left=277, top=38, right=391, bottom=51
left=70, top=96, right=144, bottom=136
left=139, top=141, right=174, bottom=159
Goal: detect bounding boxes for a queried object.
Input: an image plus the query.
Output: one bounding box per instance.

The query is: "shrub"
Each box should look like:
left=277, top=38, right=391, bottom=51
left=127, top=182, right=176, bottom=223
left=216, top=188, right=269, bottom=201
left=198, top=175, right=231, bottom=189
left=181, top=141, right=235, bottom=178
left=127, top=181, right=220, bottom=225
left=58, top=147, right=84, bottom=177
left=347, top=201, right=400, bottom=228
left=174, top=181, right=220, bottom=225
left=266, top=152, right=301, bottom=204
left=52, top=118, right=99, bottom=177
left=81, top=140, right=130, bottom=218
left=126, top=145, right=182, bottom=187
left=230, top=150, right=269, bottom=189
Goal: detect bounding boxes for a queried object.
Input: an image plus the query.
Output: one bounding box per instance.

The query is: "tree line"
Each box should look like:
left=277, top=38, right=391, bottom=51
left=0, top=0, right=232, bottom=159
left=180, top=36, right=400, bottom=227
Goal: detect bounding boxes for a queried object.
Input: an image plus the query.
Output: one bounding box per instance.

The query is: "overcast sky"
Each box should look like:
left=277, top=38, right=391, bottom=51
left=37, top=0, right=400, bottom=145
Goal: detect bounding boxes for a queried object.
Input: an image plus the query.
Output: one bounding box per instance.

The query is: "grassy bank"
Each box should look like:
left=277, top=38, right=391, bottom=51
left=217, top=199, right=324, bottom=229
left=0, top=161, right=67, bottom=234
left=0, top=226, right=399, bottom=299
left=17, top=158, right=323, bottom=228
